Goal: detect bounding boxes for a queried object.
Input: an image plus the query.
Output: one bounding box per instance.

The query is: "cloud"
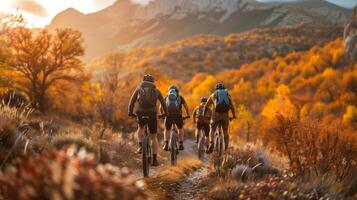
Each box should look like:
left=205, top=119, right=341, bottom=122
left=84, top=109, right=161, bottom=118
left=131, top=0, right=154, bottom=5
left=11, top=0, right=48, bottom=17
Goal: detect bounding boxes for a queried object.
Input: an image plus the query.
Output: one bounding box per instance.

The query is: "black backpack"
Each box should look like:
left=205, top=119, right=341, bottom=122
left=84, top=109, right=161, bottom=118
left=137, top=86, right=157, bottom=109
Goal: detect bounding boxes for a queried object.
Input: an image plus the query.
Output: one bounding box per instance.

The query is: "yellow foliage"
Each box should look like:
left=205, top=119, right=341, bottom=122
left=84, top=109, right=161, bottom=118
left=192, top=75, right=217, bottom=102
left=262, top=85, right=295, bottom=121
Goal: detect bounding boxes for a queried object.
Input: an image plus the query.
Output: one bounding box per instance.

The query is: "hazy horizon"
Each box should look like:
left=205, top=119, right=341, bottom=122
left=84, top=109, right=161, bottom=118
left=0, top=0, right=355, bottom=27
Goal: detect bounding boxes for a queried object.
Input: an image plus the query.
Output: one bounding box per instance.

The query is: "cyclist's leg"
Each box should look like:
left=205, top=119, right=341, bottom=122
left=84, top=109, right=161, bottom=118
left=176, top=114, right=185, bottom=150
left=222, top=112, right=230, bottom=150
left=208, top=114, right=218, bottom=153
left=147, top=113, right=159, bottom=166
left=163, top=115, right=173, bottom=151
left=136, top=113, right=145, bottom=153
left=195, top=125, right=200, bottom=143
left=204, top=123, right=210, bottom=145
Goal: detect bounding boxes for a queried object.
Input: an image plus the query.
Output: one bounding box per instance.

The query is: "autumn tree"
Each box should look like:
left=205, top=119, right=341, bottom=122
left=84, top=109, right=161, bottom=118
left=7, top=27, right=85, bottom=112
left=0, top=14, right=24, bottom=90
left=95, top=68, right=121, bottom=137
left=234, top=105, right=255, bottom=143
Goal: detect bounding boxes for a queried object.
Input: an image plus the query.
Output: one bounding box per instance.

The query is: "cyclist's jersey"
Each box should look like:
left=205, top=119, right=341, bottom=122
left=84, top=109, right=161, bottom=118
left=128, top=81, right=166, bottom=114
left=194, top=103, right=212, bottom=124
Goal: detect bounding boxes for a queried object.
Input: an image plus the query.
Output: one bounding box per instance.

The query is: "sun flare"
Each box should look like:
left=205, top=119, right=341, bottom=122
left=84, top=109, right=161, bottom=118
left=0, top=0, right=116, bottom=27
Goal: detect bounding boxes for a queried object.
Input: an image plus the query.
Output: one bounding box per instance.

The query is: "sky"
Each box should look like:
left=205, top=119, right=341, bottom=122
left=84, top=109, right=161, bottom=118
left=0, top=0, right=355, bottom=28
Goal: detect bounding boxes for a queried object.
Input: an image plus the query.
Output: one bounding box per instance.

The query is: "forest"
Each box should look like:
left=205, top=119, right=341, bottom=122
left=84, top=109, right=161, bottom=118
left=0, top=12, right=356, bottom=200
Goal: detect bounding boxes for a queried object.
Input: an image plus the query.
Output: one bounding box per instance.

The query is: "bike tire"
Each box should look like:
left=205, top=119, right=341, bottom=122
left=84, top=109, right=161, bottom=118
left=142, top=135, right=150, bottom=177
left=214, top=134, right=224, bottom=173
left=170, top=132, right=177, bottom=166
left=198, top=130, right=205, bottom=160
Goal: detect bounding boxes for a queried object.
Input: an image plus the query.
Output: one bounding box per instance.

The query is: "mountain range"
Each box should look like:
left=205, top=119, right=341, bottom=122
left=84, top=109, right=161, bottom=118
left=47, top=0, right=351, bottom=62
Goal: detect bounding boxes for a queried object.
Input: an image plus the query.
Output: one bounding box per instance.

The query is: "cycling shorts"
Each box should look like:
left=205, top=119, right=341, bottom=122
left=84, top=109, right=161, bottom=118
left=165, top=114, right=184, bottom=130
left=136, top=111, right=157, bottom=134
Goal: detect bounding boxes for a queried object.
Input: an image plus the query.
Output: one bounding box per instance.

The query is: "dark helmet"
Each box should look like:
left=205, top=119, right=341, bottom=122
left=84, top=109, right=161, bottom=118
left=143, top=74, right=154, bottom=83
left=200, top=97, right=208, bottom=103
left=215, top=82, right=225, bottom=90
left=169, top=85, right=179, bottom=93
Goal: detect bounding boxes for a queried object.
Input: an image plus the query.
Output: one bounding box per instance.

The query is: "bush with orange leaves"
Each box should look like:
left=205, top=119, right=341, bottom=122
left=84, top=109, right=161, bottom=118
left=0, top=148, right=147, bottom=200
left=267, top=114, right=357, bottom=180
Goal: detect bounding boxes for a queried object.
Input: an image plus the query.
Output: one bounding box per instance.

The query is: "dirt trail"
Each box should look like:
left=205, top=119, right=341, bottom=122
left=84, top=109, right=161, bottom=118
left=173, top=140, right=209, bottom=200
left=135, top=139, right=210, bottom=200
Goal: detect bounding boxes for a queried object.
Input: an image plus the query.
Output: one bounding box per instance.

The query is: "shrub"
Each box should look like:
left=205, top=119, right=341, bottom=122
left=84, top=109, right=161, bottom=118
left=221, top=145, right=279, bottom=180
left=0, top=148, right=147, bottom=200
left=268, top=114, right=357, bottom=180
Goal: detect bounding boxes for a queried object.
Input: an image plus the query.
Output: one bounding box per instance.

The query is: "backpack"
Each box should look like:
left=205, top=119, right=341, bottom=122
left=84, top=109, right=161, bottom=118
left=214, top=89, right=231, bottom=112
left=166, top=89, right=181, bottom=114
left=137, top=86, right=157, bottom=109
left=196, top=105, right=206, bottom=124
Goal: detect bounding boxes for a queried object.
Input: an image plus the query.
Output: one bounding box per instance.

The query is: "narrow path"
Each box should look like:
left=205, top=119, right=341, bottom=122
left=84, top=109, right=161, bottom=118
left=134, top=139, right=211, bottom=200
left=174, top=167, right=209, bottom=200
left=173, top=140, right=210, bottom=200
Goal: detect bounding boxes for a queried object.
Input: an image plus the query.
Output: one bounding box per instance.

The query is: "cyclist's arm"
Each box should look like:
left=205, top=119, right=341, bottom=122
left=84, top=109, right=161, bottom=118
left=204, top=95, right=214, bottom=115
left=193, top=108, right=197, bottom=123
left=182, top=97, right=190, bottom=116
left=158, top=92, right=168, bottom=115
left=228, top=95, right=237, bottom=118
left=128, top=89, right=138, bottom=115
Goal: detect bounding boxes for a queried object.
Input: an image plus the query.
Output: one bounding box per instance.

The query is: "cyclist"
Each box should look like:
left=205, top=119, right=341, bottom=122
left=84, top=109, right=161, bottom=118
left=161, top=85, right=190, bottom=151
left=193, top=97, right=212, bottom=144
left=204, top=83, right=237, bottom=153
left=128, top=74, right=168, bottom=166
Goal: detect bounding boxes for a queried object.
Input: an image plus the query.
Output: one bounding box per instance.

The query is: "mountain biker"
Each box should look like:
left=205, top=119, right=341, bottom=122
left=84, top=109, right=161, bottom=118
left=161, top=85, right=190, bottom=151
left=193, top=97, right=212, bottom=144
left=204, top=83, right=236, bottom=153
left=344, top=5, right=357, bottom=61
left=128, top=74, right=168, bottom=167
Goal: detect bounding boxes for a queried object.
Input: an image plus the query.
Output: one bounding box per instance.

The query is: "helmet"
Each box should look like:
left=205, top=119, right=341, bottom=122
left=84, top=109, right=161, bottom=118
left=168, top=85, right=179, bottom=93
left=143, top=74, right=154, bottom=83
left=200, top=97, right=208, bottom=103
left=215, top=82, right=225, bottom=90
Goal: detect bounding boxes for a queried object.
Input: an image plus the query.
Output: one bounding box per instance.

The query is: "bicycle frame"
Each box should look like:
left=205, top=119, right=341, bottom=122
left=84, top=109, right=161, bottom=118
left=140, top=116, right=152, bottom=178
left=213, top=122, right=225, bottom=176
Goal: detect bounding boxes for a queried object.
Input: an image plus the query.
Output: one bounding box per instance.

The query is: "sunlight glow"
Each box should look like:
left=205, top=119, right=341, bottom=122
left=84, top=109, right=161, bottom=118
left=0, top=0, right=116, bottom=27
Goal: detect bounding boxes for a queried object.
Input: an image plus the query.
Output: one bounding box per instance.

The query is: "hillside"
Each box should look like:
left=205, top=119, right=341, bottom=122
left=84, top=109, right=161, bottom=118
left=87, top=25, right=343, bottom=81
left=47, top=0, right=350, bottom=61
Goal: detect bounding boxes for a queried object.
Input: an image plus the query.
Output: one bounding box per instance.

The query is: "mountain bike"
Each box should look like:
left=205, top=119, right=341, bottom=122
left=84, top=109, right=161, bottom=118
left=197, top=127, right=207, bottom=160
left=213, top=117, right=235, bottom=176
left=131, top=114, right=152, bottom=178
left=160, top=115, right=189, bottom=166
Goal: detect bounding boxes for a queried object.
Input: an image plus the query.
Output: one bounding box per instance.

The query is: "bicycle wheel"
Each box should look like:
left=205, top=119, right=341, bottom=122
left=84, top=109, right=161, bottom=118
left=198, top=129, right=205, bottom=160
left=170, top=131, right=177, bottom=166
left=214, top=134, right=224, bottom=174
left=142, top=134, right=150, bottom=177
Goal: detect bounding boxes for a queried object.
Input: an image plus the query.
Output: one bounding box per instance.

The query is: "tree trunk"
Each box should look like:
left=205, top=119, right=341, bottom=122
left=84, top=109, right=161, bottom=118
left=246, top=121, right=250, bottom=143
